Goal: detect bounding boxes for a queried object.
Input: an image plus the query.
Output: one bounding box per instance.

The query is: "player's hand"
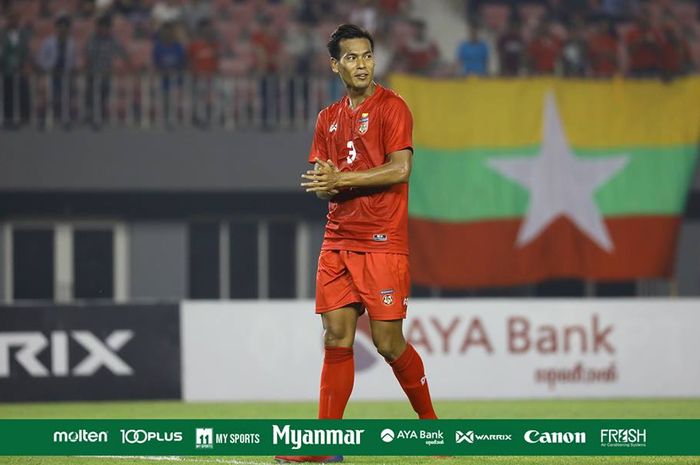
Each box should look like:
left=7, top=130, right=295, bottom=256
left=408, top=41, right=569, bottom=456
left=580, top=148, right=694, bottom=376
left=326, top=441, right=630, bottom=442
left=301, top=158, right=342, bottom=195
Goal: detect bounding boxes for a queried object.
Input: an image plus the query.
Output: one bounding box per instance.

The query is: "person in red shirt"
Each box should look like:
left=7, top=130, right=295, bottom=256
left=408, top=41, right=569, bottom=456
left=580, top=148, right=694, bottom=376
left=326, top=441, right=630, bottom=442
left=658, top=18, right=691, bottom=79
left=625, top=13, right=663, bottom=77
left=188, top=18, right=219, bottom=76
left=587, top=19, right=619, bottom=78
left=527, top=21, right=562, bottom=75
left=188, top=18, right=219, bottom=126
left=275, top=24, right=437, bottom=465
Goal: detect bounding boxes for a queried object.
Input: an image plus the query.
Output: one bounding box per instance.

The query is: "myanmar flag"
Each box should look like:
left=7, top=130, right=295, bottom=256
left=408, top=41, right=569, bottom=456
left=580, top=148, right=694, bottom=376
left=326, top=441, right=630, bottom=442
left=392, top=75, right=700, bottom=288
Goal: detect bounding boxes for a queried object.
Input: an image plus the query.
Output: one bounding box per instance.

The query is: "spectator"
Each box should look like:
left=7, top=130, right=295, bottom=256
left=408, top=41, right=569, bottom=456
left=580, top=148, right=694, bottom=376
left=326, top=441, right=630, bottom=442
left=371, top=28, right=396, bottom=81
left=349, top=0, right=378, bottom=34
left=37, top=15, right=77, bottom=124
left=153, top=21, right=185, bottom=125
left=153, top=22, right=186, bottom=74
left=456, top=22, right=489, bottom=76
left=251, top=15, right=283, bottom=127
left=587, top=18, right=619, bottom=77
left=188, top=18, right=219, bottom=126
left=0, top=10, right=31, bottom=127
left=251, top=15, right=282, bottom=74
left=85, top=15, right=129, bottom=125
left=113, top=0, right=149, bottom=20
left=601, top=0, right=639, bottom=22
left=659, top=17, right=692, bottom=80
left=560, top=17, right=587, bottom=76
left=498, top=19, right=525, bottom=76
left=297, top=0, right=335, bottom=26
left=182, top=0, right=212, bottom=35
left=77, top=0, right=97, bottom=18
left=527, top=21, right=562, bottom=74
left=396, top=20, right=440, bottom=76
left=188, top=18, right=219, bottom=76
left=624, top=11, right=663, bottom=77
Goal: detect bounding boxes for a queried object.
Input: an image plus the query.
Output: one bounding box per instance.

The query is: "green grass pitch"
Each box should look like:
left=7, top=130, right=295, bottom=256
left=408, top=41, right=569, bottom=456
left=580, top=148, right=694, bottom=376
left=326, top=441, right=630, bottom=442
left=0, top=399, right=699, bottom=465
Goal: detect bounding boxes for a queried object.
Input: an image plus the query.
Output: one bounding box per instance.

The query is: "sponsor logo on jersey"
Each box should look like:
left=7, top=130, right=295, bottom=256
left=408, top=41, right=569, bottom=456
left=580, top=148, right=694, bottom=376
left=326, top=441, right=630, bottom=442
left=358, top=113, right=369, bottom=134
left=372, top=233, right=387, bottom=242
left=329, top=122, right=338, bottom=133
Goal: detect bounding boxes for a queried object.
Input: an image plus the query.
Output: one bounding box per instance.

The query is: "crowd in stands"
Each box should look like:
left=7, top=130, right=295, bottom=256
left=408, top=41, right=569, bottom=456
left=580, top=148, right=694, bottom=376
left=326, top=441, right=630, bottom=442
left=1, top=0, right=699, bottom=127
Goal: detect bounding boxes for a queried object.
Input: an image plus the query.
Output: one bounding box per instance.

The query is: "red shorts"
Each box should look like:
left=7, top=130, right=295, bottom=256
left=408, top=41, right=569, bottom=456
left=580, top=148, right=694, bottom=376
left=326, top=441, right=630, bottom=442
left=315, top=250, right=410, bottom=320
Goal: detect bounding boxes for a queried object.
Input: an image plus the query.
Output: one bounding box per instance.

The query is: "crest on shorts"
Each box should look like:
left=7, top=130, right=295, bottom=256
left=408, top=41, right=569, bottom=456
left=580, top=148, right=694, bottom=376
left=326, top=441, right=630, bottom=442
left=358, top=113, right=369, bottom=134
left=380, top=289, right=394, bottom=306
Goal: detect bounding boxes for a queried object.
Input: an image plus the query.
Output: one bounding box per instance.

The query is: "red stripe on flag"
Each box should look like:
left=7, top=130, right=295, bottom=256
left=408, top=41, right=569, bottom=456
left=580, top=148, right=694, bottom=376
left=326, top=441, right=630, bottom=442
left=409, top=216, right=681, bottom=288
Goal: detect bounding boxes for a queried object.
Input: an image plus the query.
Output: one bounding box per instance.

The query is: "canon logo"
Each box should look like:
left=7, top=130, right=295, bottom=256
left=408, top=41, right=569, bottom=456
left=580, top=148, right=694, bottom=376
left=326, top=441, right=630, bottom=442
left=524, top=430, right=587, bottom=444
left=0, top=331, right=133, bottom=377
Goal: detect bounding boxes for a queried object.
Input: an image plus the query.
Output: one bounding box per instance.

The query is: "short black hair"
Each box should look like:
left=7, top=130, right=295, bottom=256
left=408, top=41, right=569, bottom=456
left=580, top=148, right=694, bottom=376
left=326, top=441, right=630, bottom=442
left=327, top=24, right=374, bottom=60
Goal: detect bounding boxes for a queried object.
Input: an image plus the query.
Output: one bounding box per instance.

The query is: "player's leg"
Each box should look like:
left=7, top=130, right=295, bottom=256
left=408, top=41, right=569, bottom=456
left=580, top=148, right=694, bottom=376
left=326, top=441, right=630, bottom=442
left=347, top=251, right=438, bottom=419
left=370, top=318, right=438, bottom=419
left=275, top=252, right=358, bottom=464
left=318, top=305, right=361, bottom=419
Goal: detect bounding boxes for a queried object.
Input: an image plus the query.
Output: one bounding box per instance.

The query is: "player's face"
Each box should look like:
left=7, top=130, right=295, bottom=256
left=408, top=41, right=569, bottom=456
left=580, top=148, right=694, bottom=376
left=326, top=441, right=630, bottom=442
left=331, top=38, right=375, bottom=91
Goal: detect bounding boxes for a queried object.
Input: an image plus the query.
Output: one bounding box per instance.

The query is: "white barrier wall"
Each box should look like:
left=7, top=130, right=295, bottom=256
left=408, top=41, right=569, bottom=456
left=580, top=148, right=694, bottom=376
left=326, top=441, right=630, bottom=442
left=181, top=299, right=700, bottom=401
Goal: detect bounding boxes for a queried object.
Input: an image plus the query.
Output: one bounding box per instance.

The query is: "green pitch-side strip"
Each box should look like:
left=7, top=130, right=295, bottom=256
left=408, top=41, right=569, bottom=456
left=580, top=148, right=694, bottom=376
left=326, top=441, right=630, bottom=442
left=409, top=145, right=698, bottom=221
left=1, top=419, right=699, bottom=456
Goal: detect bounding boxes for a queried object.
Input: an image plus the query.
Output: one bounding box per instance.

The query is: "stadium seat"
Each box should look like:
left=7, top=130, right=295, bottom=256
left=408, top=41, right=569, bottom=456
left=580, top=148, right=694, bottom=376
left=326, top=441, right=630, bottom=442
left=216, top=20, right=241, bottom=49
left=14, top=0, right=42, bottom=24
left=128, top=40, right=154, bottom=71
left=31, top=18, right=54, bottom=39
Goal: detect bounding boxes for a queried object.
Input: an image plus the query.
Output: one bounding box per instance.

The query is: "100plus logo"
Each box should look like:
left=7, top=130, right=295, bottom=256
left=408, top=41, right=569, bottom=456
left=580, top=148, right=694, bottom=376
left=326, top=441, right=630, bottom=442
left=0, top=331, right=134, bottom=377
left=120, top=429, right=183, bottom=444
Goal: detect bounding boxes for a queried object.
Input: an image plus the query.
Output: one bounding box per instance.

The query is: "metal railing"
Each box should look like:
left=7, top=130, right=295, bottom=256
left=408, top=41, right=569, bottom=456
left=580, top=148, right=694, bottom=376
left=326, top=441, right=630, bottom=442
left=0, top=73, right=342, bottom=130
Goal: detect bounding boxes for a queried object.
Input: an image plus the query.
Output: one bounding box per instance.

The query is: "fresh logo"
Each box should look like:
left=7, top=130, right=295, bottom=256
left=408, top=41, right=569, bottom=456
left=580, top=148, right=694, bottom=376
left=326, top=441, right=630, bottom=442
left=0, top=330, right=133, bottom=377
left=455, top=431, right=474, bottom=444
left=196, top=428, right=214, bottom=449
left=53, top=430, right=108, bottom=443
left=380, top=429, right=395, bottom=443
left=120, top=430, right=183, bottom=444
left=600, top=429, right=647, bottom=447
left=272, top=425, right=364, bottom=450
left=524, top=430, right=586, bottom=444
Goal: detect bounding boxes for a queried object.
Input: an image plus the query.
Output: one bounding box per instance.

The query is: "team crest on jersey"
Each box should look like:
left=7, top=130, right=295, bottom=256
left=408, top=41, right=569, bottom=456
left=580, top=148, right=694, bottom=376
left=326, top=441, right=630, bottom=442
left=380, top=289, right=394, bottom=306
left=358, top=113, right=369, bottom=134
left=329, top=122, right=338, bottom=133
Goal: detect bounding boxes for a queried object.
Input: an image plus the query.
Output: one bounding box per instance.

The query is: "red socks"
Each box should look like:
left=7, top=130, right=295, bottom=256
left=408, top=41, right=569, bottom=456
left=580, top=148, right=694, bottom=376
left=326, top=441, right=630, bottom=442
left=318, top=344, right=436, bottom=420
left=318, top=346, right=354, bottom=419
left=389, top=344, right=438, bottom=419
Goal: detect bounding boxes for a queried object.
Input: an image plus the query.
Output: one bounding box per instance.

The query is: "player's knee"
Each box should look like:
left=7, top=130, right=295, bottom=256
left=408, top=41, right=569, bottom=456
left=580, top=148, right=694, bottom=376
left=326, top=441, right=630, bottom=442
left=323, top=325, right=355, bottom=348
left=373, top=338, right=404, bottom=361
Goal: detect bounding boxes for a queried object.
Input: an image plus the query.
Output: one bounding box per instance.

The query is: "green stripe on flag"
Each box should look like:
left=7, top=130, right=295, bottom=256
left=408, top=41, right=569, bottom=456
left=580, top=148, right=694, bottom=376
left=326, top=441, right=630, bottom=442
left=409, top=145, right=697, bottom=221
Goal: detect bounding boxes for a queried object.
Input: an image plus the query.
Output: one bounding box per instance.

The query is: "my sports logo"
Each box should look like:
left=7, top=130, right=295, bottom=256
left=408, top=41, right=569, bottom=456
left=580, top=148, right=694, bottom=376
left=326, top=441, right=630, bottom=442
left=196, top=428, right=213, bottom=449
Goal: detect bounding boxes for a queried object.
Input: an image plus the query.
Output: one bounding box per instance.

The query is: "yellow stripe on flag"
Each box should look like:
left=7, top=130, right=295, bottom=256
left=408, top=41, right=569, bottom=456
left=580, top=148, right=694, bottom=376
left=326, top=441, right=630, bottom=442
left=390, top=75, right=700, bottom=149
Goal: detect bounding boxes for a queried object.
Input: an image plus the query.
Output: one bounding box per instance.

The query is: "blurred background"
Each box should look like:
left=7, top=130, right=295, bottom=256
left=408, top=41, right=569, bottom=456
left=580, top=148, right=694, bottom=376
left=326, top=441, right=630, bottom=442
left=1, top=0, right=700, bottom=407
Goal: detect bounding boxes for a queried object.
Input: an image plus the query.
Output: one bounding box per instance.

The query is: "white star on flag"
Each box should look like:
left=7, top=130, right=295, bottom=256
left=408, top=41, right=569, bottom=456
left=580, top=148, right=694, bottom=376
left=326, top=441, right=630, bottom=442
left=487, top=92, right=629, bottom=252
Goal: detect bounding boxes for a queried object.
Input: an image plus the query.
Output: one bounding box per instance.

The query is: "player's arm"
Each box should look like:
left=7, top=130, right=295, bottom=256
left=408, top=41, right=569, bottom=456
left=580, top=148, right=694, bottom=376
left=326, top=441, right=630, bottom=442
left=302, top=150, right=411, bottom=193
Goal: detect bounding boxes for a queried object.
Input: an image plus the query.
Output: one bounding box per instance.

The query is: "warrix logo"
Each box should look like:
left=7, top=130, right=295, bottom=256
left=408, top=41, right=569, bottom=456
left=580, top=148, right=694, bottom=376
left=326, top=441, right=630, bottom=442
left=0, top=331, right=134, bottom=377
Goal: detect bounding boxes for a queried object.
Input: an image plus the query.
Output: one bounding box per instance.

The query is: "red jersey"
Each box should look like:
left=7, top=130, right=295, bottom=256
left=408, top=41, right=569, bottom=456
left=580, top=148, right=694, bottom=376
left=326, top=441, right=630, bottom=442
left=309, top=84, right=413, bottom=254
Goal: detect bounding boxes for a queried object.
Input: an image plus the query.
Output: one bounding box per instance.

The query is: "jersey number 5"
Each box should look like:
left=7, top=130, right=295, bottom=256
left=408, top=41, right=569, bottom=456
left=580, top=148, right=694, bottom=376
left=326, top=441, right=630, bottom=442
left=346, top=141, right=357, bottom=164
